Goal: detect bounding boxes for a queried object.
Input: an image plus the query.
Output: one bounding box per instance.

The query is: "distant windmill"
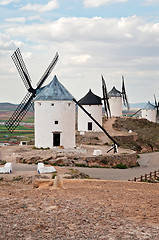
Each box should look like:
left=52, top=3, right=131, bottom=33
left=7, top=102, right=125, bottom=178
left=131, top=95, right=159, bottom=120
left=101, top=75, right=130, bottom=117
left=5, top=48, right=59, bottom=132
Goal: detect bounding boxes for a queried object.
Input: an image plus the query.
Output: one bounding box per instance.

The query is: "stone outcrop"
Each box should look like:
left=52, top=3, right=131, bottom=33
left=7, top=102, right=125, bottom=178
left=16, top=152, right=137, bottom=168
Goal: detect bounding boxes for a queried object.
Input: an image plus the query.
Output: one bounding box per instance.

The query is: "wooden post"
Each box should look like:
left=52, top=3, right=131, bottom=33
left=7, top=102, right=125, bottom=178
left=140, top=175, right=143, bottom=182
left=154, top=171, right=156, bottom=179
left=145, top=174, right=147, bottom=181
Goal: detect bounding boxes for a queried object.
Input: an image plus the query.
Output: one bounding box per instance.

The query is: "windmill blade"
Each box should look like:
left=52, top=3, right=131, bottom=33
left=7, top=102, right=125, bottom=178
left=11, top=48, right=33, bottom=92
left=36, top=52, right=59, bottom=89
left=5, top=92, right=34, bottom=132
left=130, top=108, right=141, bottom=117
left=102, top=75, right=111, bottom=118
left=122, top=76, right=130, bottom=110
left=154, top=94, right=159, bottom=115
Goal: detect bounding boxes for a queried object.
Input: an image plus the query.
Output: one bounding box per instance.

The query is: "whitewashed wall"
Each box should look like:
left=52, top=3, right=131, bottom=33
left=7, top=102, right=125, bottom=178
left=78, top=105, right=102, bottom=132
left=108, top=97, right=122, bottom=117
left=141, top=109, right=157, bottom=123
left=34, top=100, right=76, bottom=149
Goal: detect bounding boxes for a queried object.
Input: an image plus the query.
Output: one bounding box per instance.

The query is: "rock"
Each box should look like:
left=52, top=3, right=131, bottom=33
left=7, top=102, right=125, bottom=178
left=33, top=179, right=54, bottom=188
left=54, top=157, right=70, bottom=166
left=53, top=175, right=64, bottom=189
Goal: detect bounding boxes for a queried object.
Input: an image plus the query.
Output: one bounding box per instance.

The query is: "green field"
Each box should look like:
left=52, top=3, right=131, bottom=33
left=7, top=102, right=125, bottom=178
left=0, top=106, right=34, bottom=143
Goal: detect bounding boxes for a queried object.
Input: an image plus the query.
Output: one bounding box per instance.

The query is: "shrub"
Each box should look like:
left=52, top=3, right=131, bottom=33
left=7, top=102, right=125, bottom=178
left=113, top=163, right=127, bottom=169
left=75, top=164, right=87, bottom=167
left=101, top=158, right=108, bottom=165
left=0, top=160, right=6, bottom=165
left=52, top=173, right=57, bottom=179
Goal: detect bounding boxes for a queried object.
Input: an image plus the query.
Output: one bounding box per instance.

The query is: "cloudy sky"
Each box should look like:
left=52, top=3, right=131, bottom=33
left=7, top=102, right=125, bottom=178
left=0, top=0, right=159, bottom=104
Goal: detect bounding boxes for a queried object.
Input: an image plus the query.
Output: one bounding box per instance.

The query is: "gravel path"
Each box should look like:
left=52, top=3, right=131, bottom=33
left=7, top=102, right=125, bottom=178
left=1, top=145, right=159, bottom=181
left=72, top=152, right=159, bottom=181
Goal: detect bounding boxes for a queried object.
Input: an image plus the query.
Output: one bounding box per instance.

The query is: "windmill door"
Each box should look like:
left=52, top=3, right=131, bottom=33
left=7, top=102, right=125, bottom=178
left=88, top=122, right=92, bottom=131
left=53, top=132, right=60, bottom=146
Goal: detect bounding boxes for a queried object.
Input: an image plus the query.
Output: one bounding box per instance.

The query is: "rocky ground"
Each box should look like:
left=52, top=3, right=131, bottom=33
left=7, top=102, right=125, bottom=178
left=113, top=118, right=159, bottom=152
left=0, top=179, right=159, bottom=240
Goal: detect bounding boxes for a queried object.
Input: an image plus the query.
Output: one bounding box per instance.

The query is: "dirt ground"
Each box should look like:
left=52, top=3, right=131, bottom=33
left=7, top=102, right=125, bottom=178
left=0, top=179, right=159, bottom=240
left=0, top=136, right=159, bottom=239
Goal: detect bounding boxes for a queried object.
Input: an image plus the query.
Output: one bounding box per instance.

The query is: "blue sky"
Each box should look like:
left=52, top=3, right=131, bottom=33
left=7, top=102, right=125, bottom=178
left=0, top=0, right=159, bottom=104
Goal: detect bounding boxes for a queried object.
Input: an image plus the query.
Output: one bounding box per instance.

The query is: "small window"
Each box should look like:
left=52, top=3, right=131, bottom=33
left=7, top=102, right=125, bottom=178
left=68, top=103, right=71, bottom=106
left=51, top=103, right=54, bottom=106
left=55, top=121, right=58, bottom=124
left=38, top=102, right=41, bottom=106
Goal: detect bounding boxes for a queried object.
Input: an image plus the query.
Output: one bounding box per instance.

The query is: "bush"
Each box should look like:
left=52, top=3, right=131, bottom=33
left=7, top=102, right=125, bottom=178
left=0, top=160, right=6, bottom=165
left=52, top=173, right=57, bottom=179
left=113, top=163, right=127, bottom=169
left=101, top=158, right=108, bottom=165
left=75, top=164, right=87, bottom=167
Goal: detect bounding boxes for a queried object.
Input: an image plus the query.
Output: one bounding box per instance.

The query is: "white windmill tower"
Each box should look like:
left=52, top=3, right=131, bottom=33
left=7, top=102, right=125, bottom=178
left=34, top=75, right=76, bottom=149
left=107, top=86, right=123, bottom=117
left=141, top=101, right=157, bottom=123
left=102, top=76, right=130, bottom=118
left=78, top=89, right=102, bottom=132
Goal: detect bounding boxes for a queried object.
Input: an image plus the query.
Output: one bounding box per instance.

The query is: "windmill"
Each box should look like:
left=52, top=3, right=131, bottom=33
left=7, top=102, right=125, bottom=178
left=131, top=95, right=159, bottom=119
left=5, top=48, right=59, bottom=132
left=101, top=75, right=130, bottom=118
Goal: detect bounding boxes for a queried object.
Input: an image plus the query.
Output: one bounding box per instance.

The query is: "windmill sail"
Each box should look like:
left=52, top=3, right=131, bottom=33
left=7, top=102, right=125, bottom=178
left=11, top=48, right=33, bottom=92
left=154, top=94, right=159, bottom=115
left=122, top=76, right=130, bottom=110
left=36, top=52, right=59, bottom=89
left=5, top=92, right=34, bottom=132
left=102, top=75, right=111, bottom=118
left=5, top=49, right=59, bottom=132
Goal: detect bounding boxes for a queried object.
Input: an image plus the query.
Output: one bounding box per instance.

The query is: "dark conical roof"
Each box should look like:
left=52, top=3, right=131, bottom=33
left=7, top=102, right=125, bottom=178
left=78, top=89, right=102, bottom=105
left=34, top=75, right=74, bottom=101
left=143, top=101, right=155, bottom=110
left=108, top=86, right=122, bottom=97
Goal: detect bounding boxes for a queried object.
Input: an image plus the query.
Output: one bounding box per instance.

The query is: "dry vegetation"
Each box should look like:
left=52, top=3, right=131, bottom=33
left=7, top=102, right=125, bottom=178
left=113, top=118, right=159, bottom=152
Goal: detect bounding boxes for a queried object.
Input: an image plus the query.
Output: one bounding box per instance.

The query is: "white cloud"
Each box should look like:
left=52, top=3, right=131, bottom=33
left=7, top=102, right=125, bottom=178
left=5, top=17, right=26, bottom=23
left=84, top=0, right=127, bottom=8
left=0, top=33, right=22, bottom=50
left=142, top=0, right=159, bottom=5
left=72, top=54, right=92, bottom=63
left=0, top=0, right=19, bottom=5
left=20, top=0, right=59, bottom=13
left=2, top=15, right=159, bottom=103
left=28, top=15, right=40, bottom=21
left=4, top=16, right=40, bottom=23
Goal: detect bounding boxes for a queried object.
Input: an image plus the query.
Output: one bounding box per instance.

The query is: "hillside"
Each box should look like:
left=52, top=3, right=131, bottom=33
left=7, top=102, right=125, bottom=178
left=0, top=102, right=18, bottom=111
left=113, top=118, right=159, bottom=152
left=0, top=102, right=34, bottom=123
